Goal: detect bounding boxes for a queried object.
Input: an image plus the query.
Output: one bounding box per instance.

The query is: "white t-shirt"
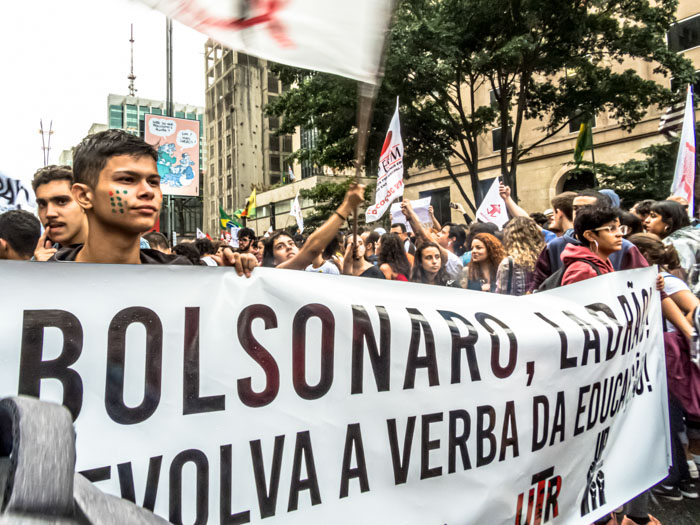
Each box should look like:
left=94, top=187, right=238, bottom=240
left=305, top=260, right=340, bottom=275
left=662, top=271, right=690, bottom=332
left=445, top=250, right=464, bottom=279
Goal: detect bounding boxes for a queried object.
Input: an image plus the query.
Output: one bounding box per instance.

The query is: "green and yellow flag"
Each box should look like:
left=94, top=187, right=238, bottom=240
left=219, top=207, right=240, bottom=230
left=241, top=188, right=257, bottom=218
left=573, top=122, right=593, bottom=164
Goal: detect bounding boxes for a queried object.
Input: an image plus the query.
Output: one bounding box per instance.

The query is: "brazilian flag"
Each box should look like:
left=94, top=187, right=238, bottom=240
left=573, top=122, right=593, bottom=164
left=219, top=207, right=240, bottom=230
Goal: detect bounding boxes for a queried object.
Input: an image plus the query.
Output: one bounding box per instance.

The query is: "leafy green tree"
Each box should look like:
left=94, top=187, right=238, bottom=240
left=297, top=179, right=375, bottom=231
left=589, top=128, right=700, bottom=207
left=267, top=0, right=695, bottom=207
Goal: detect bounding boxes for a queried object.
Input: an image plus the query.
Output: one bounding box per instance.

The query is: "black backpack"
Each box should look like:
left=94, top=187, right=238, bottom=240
left=536, top=259, right=601, bottom=292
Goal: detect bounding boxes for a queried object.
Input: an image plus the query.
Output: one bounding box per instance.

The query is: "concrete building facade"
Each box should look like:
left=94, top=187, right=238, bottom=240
left=203, top=41, right=299, bottom=235
left=402, top=0, right=700, bottom=221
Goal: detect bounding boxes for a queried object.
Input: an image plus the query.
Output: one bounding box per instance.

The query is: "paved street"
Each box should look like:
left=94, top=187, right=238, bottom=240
left=650, top=493, right=700, bottom=524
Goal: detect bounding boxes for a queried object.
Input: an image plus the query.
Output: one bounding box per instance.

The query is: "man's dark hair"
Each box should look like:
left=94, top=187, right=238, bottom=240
left=445, top=223, right=467, bottom=256
left=574, top=206, right=619, bottom=247
left=467, top=222, right=498, bottom=249
left=173, top=243, right=203, bottom=265
left=142, top=231, right=170, bottom=251
left=0, top=210, right=41, bottom=258
left=649, top=200, right=690, bottom=235
left=365, top=231, right=380, bottom=248
left=550, top=191, right=577, bottom=221
left=576, top=189, right=612, bottom=208
left=72, top=129, right=158, bottom=188
left=194, top=238, right=216, bottom=256
left=529, top=212, right=549, bottom=228
left=238, top=227, right=255, bottom=241
left=32, top=165, right=73, bottom=192
left=618, top=211, right=643, bottom=236
left=634, top=199, right=656, bottom=218
left=390, top=223, right=407, bottom=234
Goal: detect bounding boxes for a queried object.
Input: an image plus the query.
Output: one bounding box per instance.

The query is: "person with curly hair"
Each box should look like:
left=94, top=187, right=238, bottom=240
left=410, top=242, right=448, bottom=285
left=460, top=233, right=506, bottom=292
left=496, top=217, right=545, bottom=295
left=377, top=233, right=411, bottom=281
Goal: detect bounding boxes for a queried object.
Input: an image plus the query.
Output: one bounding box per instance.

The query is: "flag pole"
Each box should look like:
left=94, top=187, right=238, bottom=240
left=351, top=1, right=397, bottom=247
left=590, top=124, right=597, bottom=178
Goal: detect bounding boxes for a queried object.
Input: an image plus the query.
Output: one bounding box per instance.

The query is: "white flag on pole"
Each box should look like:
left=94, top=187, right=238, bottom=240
left=136, top=0, right=393, bottom=84
left=196, top=227, right=206, bottom=239
left=476, top=178, right=509, bottom=229
left=365, top=98, right=405, bottom=222
left=670, top=85, right=696, bottom=216
left=290, top=192, right=304, bottom=233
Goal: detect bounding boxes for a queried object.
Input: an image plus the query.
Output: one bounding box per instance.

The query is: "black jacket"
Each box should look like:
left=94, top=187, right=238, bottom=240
left=50, top=244, right=193, bottom=265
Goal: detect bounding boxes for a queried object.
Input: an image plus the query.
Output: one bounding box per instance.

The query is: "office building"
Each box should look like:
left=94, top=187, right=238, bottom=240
left=108, top=94, right=205, bottom=240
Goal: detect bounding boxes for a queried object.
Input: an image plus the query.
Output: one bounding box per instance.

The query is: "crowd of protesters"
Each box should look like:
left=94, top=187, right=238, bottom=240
left=1, top=128, right=700, bottom=525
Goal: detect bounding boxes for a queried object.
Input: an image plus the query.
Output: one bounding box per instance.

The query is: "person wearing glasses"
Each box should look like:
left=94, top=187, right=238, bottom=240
left=560, top=206, right=624, bottom=285
left=530, top=189, right=648, bottom=291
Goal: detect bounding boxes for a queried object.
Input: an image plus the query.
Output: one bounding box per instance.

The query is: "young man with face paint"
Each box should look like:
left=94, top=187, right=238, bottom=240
left=32, top=165, right=88, bottom=261
left=51, top=130, right=256, bottom=275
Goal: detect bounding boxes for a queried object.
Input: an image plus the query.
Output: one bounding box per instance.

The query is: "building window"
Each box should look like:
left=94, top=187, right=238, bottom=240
left=257, top=205, right=270, bottom=218
left=186, top=112, right=196, bottom=120
left=569, top=114, right=597, bottom=134
left=109, top=105, right=123, bottom=129
left=227, top=195, right=232, bottom=209
left=269, top=135, right=280, bottom=152
left=491, top=127, right=513, bottom=152
left=175, top=111, right=185, bottom=118
left=151, top=108, right=162, bottom=115
left=269, top=117, right=280, bottom=130
left=268, top=74, right=280, bottom=94
left=227, top=174, right=232, bottom=188
left=275, top=199, right=292, bottom=214
left=269, top=155, right=281, bottom=172
left=125, top=104, right=138, bottom=132
left=282, top=136, right=293, bottom=153
left=668, top=15, right=700, bottom=53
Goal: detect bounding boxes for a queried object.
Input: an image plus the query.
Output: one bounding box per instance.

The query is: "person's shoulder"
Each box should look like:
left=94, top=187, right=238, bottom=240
left=140, top=249, right=193, bottom=265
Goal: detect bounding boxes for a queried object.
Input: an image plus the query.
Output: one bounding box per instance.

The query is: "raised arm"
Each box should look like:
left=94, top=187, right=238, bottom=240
left=401, top=200, right=449, bottom=261
left=499, top=183, right=529, bottom=219
left=428, top=205, right=442, bottom=232
left=277, top=183, right=365, bottom=271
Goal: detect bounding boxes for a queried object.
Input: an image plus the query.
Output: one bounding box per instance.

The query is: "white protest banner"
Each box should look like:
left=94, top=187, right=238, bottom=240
left=366, top=99, right=405, bottom=222
left=0, top=263, right=669, bottom=524
left=670, top=85, right=696, bottom=216
left=476, top=178, right=509, bottom=228
left=196, top=227, right=206, bottom=239
left=390, top=197, right=431, bottom=233
left=0, top=171, right=35, bottom=213
left=136, top=0, right=393, bottom=85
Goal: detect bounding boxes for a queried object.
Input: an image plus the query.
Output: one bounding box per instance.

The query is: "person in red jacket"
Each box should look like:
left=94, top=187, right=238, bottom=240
left=561, top=206, right=622, bottom=285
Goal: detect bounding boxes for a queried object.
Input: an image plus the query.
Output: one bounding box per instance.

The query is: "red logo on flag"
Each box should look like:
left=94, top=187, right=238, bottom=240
left=487, top=204, right=501, bottom=217
left=181, top=0, right=293, bottom=48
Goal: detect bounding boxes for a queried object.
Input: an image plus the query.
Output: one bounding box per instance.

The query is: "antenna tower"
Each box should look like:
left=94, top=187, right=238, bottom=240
left=128, top=24, right=137, bottom=96
left=38, top=119, right=54, bottom=167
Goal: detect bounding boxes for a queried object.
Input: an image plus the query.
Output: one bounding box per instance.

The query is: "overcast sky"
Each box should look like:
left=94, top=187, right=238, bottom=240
left=1, top=0, right=207, bottom=185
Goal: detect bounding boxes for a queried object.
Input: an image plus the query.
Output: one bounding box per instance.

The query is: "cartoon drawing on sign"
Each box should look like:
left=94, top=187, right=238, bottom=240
left=175, top=153, right=195, bottom=184
left=156, top=143, right=179, bottom=187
